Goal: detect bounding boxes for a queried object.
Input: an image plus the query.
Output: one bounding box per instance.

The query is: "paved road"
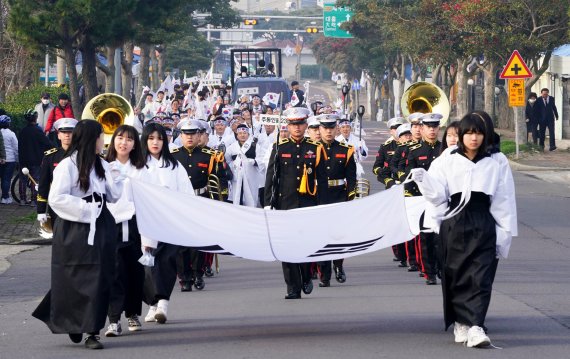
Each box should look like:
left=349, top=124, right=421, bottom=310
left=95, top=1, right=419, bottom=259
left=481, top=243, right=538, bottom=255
left=0, top=121, right=569, bottom=358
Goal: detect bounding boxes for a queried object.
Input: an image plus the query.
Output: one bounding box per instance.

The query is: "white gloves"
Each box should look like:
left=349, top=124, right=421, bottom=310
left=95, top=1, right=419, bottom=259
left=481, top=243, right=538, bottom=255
left=35, top=184, right=38, bottom=191
left=245, top=158, right=256, bottom=165
left=138, top=250, right=155, bottom=267
left=263, top=206, right=272, bottom=210
left=410, top=168, right=426, bottom=183
left=37, top=213, right=47, bottom=224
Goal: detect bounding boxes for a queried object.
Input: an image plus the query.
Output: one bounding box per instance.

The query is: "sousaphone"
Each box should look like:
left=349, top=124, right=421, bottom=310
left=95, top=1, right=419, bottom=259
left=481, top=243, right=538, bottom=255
left=82, top=93, right=135, bottom=143
left=400, top=82, right=450, bottom=125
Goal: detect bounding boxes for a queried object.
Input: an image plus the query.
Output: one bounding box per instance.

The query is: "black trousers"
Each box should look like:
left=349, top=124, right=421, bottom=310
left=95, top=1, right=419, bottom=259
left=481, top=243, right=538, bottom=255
left=151, top=243, right=180, bottom=303
left=176, top=247, right=205, bottom=283
left=405, top=237, right=418, bottom=266
left=318, top=259, right=344, bottom=281
left=282, top=262, right=311, bottom=294
left=108, top=238, right=144, bottom=322
left=538, top=120, right=556, bottom=150
left=419, top=232, right=439, bottom=276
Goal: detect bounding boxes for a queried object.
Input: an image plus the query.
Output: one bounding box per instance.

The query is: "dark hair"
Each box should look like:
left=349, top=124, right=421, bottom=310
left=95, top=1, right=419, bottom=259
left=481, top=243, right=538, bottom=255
left=106, top=125, right=145, bottom=169
left=291, top=80, right=299, bottom=87
left=141, top=122, right=178, bottom=169
left=268, top=63, right=275, bottom=71
left=457, top=112, right=488, bottom=157
left=157, top=91, right=164, bottom=95
left=472, top=110, right=500, bottom=153
left=258, top=59, right=266, bottom=67
left=528, top=92, right=537, bottom=100
left=65, top=120, right=105, bottom=192
left=440, top=121, right=460, bottom=153
left=58, top=93, right=69, bottom=100
left=540, top=88, right=549, bottom=93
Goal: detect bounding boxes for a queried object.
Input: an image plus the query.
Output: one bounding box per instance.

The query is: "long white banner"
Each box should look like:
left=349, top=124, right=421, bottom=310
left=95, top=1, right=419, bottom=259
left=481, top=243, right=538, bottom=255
left=131, top=179, right=425, bottom=263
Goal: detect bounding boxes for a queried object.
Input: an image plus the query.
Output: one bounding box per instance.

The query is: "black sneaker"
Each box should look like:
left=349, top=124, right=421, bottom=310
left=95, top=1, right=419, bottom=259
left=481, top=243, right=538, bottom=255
left=302, top=280, right=313, bottom=295
left=204, top=266, right=214, bottom=277
left=84, top=335, right=104, bottom=350
left=194, top=277, right=205, bottom=290
left=181, top=281, right=192, bottom=292
left=407, top=264, right=419, bottom=272
left=318, top=280, right=330, bottom=287
left=334, top=266, right=346, bottom=283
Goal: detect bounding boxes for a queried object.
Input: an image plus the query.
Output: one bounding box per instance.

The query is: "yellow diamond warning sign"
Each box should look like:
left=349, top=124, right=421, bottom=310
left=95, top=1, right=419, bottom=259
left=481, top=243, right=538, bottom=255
left=500, top=50, right=532, bottom=79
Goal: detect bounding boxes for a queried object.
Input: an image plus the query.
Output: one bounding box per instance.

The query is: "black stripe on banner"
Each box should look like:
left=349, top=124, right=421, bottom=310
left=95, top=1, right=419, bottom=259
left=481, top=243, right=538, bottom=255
left=194, top=245, right=224, bottom=251
left=314, top=243, right=375, bottom=254
left=321, top=236, right=383, bottom=249
left=308, top=247, right=371, bottom=257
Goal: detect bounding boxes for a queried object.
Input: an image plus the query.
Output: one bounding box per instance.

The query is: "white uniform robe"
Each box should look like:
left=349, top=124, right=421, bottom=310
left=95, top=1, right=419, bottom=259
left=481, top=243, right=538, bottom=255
left=225, top=139, right=264, bottom=207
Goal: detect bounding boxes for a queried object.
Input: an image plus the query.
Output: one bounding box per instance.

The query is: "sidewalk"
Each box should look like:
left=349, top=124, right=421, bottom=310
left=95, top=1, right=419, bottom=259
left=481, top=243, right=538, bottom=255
left=496, top=128, right=570, bottom=170
left=0, top=203, right=43, bottom=244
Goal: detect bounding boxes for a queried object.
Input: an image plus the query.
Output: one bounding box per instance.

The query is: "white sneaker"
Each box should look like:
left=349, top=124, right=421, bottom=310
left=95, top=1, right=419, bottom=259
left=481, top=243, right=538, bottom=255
left=144, top=306, right=157, bottom=322
left=467, top=326, right=491, bottom=348
left=104, top=322, right=122, bottom=337
left=127, top=315, right=142, bottom=331
left=155, top=299, right=169, bottom=324
left=453, top=322, right=469, bottom=343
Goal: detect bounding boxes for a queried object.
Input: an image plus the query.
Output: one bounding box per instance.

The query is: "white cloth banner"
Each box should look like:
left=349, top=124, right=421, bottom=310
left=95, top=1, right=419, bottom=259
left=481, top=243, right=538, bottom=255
left=131, top=179, right=425, bottom=263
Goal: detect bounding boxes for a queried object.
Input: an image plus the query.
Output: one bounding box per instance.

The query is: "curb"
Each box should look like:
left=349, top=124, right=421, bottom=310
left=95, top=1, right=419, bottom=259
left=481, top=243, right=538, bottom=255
left=508, top=159, right=570, bottom=172
left=0, top=244, right=40, bottom=276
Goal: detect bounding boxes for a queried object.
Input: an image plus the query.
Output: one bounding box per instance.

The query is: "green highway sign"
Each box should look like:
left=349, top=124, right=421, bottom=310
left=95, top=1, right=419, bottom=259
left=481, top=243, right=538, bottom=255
left=323, top=3, right=354, bottom=38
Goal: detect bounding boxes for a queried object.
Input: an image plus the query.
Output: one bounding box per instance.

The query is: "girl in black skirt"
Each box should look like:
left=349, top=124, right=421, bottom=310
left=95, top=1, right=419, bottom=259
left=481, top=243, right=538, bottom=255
left=410, top=113, right=517, bottom=348
left=32, top=120, right=125, bottom=350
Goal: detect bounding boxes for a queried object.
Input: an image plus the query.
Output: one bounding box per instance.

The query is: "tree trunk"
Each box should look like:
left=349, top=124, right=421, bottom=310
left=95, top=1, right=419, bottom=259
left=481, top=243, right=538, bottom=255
left=157, top=45, right=166, bottom=83
left=481, top=61, right=497, bottom=118
left=368, top=77, right=379, bottom=122
left=455, top=58, right=470, bottom=119
left=62, top=43, right=81, bottom=115
left=80, top=35, right=100, bottom=102
left=150, top=48, right=159, bottom=90
left=121, top=41, right=134, bottom=102
left=97, top=46, right=115, bottom=93
left=432, top=64, right=442, bottom=87
left=136, top=44, right=151, bottom=109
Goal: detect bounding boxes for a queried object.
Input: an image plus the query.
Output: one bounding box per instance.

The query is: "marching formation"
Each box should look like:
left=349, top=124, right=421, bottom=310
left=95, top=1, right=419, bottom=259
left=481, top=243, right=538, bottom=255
left=0, top=79, right=516, bottom=351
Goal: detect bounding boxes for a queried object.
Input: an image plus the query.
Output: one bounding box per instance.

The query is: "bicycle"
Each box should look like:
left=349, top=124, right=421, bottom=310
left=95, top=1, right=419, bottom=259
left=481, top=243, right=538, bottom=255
left=10, top=165, right=36, bottom=205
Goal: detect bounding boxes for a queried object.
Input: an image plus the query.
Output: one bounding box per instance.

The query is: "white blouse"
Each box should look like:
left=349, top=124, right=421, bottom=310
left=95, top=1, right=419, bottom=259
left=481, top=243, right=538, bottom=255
left=417, top=151, right=517, bottom=259
left=49, top=152, right=123, bottom=245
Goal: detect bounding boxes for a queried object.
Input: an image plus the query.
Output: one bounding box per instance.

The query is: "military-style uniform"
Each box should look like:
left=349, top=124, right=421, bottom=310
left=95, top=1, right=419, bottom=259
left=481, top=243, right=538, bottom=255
left=36, top=147, right=64, bottom=218
left=373, top=137, right=398, bottom=188
left=317, top=138, right=357, bottom=286
left=171, top=144, right=228, bottom=290
left=265, top=136, right=326, bottom=298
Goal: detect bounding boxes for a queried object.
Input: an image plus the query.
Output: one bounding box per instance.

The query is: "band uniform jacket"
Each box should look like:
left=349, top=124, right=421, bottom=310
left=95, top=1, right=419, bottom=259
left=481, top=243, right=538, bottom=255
left=264, top=137, right=325, bottom=210
left=372, top=137, right=398, bottom=188
left=37, top=147, right=65, bottom=215
left=318, top=140, right=357, bottom=204
left=404, top=140, right=441, bottom=196
left=171, top=145, right=229, bottom=198
left=394, top=140, right=418, bottom=183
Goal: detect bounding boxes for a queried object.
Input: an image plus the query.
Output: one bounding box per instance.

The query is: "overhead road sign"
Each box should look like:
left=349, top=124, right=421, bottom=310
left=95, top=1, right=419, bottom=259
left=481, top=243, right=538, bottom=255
left=323, top=3, right=353, bottom=38
left=500, top=50, right=533, bottom=79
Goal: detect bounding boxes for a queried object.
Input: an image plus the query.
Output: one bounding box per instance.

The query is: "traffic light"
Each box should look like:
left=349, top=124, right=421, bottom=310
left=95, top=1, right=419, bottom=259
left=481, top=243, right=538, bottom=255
left=306, top=27, right=319, bottom=34
left=244, top=19, right=258, bottom=26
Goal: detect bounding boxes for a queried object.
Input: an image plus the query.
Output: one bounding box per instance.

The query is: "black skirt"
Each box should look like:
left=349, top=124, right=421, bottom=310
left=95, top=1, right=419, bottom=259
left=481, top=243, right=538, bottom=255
left=439, top=192, right=497, bottom=330
left=32, top=199, right=117, bottom=334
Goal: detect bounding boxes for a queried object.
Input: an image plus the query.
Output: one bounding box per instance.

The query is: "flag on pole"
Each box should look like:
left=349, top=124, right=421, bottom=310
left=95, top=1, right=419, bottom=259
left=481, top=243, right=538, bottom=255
left=262, top=92, right=280, bottom=106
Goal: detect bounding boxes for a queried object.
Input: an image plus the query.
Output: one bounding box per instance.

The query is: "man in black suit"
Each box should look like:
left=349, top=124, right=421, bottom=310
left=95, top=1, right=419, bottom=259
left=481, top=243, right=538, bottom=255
left=536, top=88, right=559, bottom=151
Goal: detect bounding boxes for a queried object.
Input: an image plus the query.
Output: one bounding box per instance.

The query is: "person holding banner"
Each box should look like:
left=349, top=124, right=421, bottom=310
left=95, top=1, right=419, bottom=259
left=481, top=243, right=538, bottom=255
left=264, top=107, right=325, bottom=299
left=316, top=114, right=357, bottom=287
left=141, top=123, right=193, bottom=324
left=410, top=112, right=516, bottom=348
left=104, top=125, right=147, bottom=337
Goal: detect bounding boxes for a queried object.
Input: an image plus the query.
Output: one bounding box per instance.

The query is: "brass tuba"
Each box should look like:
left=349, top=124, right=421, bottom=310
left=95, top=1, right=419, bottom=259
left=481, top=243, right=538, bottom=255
left=207, top=174, right=224, bottom=201
left=82, top=93, right=135, bottom=143
left=400, top=82, right=450, bottom=125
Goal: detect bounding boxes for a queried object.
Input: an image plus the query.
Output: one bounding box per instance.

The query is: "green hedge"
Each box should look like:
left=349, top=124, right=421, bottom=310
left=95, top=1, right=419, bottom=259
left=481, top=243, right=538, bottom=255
left=301, top=64, right=332, bottom=80
left=0, top=85, right=69, bottom=136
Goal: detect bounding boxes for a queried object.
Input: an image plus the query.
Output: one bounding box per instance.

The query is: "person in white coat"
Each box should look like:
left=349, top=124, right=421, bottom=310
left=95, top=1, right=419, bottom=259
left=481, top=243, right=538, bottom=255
left=225, top=124, right=264, bottom=207
left=335, top=118, right=368, bottom=177
left=34, top=92, right=55, bottom=130
left=409, top=112, right=517, bottom=349
left=140, top=122, right=193, bottom=325
left=103, top=125, right=148, bottom=337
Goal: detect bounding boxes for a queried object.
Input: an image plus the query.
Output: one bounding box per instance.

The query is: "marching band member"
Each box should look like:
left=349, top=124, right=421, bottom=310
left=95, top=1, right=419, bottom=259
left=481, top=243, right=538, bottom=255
left=32, top=120, right=124, bottom=350
left=410, top=111, right=517, bottom=348
left=37, top=118, right=77, bottom=226
left=170, top=120, right=229, bottom=291
left=335, top=118, right=368, bottom=177
left=316, top=114, right=357, bottom=287
left=104, top=125, right=147, bottom=337
left=141, top=123, right=193, bottom=324
left=372, top=117, right=406, bottom=189
left=306, top=116, right=321, bottom=142
left=225, top=124, right=264, bottom=207
left=264, top=107, right=325, bottom=299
